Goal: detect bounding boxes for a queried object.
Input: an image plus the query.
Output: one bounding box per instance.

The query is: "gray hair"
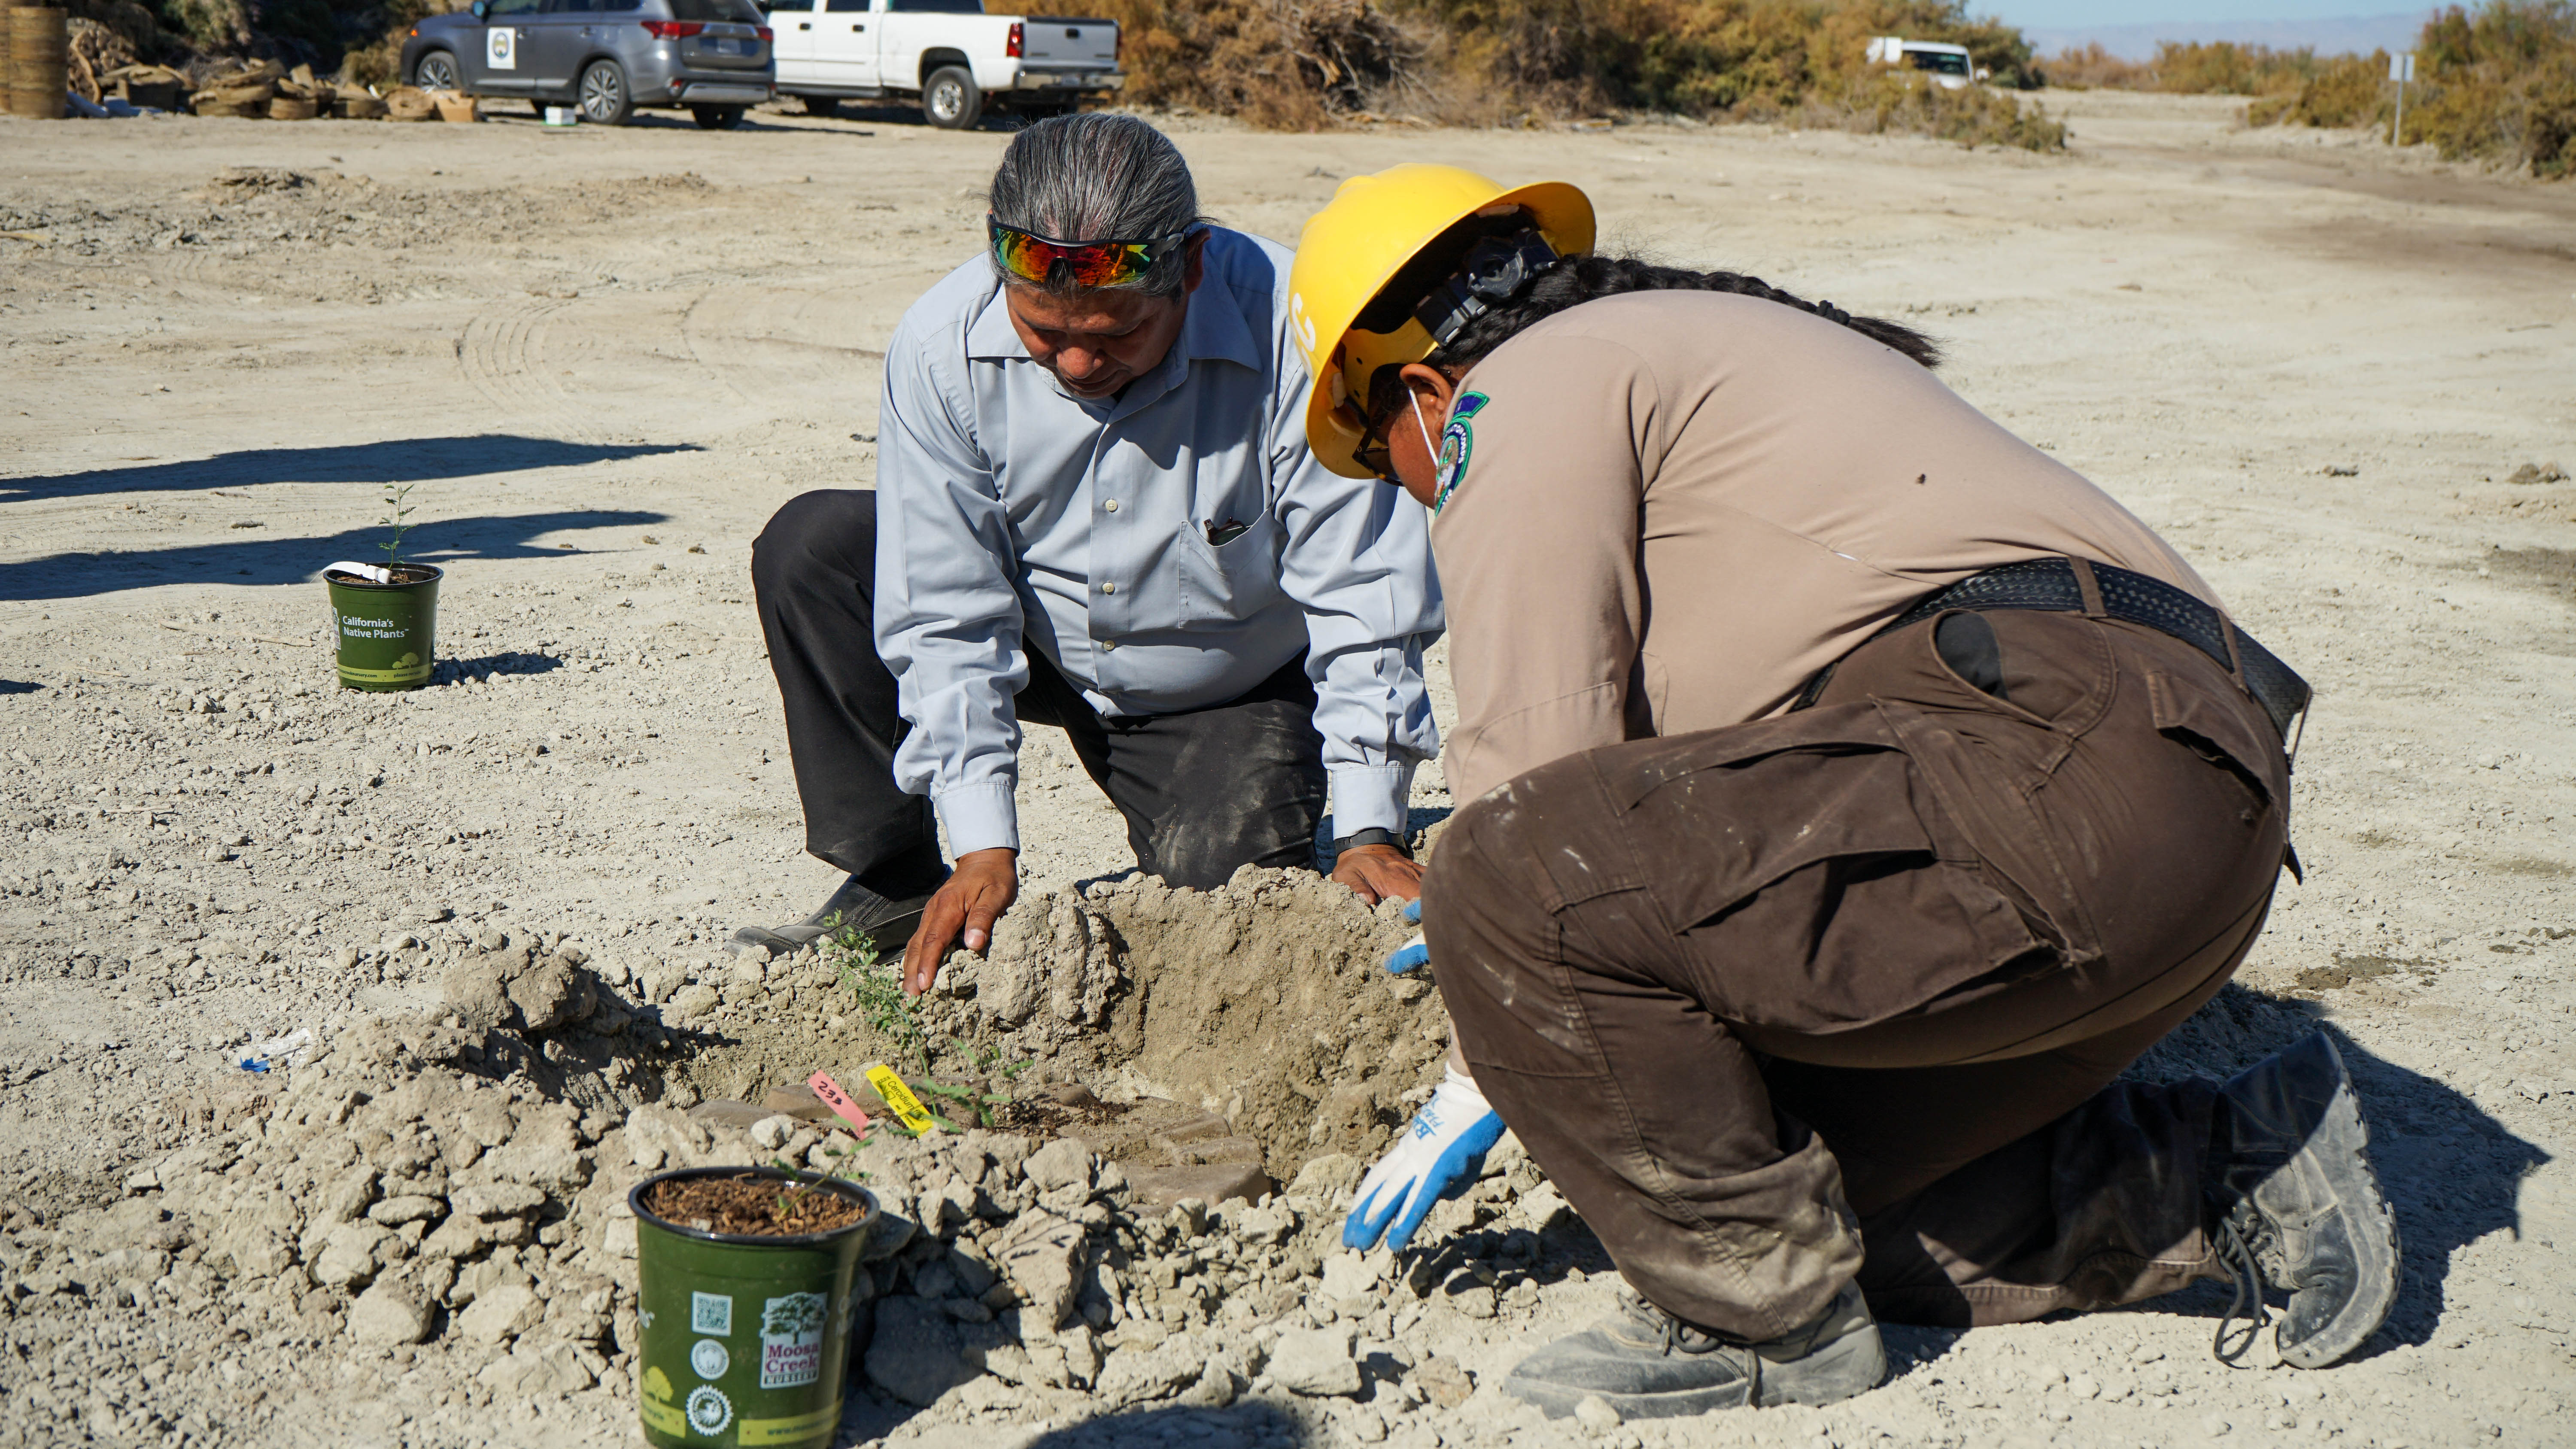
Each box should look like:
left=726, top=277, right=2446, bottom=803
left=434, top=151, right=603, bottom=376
left=987, top=113, right=1205, bottom=298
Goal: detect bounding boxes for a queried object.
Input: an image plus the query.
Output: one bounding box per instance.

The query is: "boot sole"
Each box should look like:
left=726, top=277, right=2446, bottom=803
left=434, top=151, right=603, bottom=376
left=1505, top=1323, right=1886, bottom=1420
left=2279, top=1047, right=2402, bottom=1369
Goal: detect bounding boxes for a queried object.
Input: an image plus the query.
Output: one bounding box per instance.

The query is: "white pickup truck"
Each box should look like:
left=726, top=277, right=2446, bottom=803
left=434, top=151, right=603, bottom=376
left=762, top=0, right=1120, bottom=128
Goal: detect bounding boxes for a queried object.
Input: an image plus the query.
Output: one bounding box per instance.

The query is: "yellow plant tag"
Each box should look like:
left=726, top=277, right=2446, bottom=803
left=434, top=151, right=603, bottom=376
left=864, top=1064, right=936, bottom=1136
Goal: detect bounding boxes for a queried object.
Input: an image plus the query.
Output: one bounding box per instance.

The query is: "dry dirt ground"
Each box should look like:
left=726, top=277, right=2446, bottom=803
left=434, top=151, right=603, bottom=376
left=3, top=88, right=2575, bottom=1449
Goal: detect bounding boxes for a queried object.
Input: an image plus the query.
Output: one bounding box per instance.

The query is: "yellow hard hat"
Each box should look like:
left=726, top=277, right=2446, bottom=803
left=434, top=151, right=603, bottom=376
left=1290, top=165, right=1594, bottom=479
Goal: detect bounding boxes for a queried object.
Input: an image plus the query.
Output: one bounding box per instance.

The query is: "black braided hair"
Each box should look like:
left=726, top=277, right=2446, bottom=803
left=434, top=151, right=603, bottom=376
left=1426, top=252, right=1941, bottom=373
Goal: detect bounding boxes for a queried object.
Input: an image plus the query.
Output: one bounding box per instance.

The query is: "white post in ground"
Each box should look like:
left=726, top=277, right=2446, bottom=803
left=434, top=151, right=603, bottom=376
left=2390, top=51, right=2415, bottom=146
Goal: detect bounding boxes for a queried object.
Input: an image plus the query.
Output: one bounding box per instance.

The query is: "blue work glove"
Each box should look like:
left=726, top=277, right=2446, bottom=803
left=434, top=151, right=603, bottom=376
left=1343, top=1067, right=1505, bottom=1253
left=1385, top=896, right=1428, bottom=975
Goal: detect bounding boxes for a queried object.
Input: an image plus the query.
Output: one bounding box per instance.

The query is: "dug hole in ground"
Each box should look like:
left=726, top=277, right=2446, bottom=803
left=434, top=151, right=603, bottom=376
left=3, top=87, right=2575, bottom=1449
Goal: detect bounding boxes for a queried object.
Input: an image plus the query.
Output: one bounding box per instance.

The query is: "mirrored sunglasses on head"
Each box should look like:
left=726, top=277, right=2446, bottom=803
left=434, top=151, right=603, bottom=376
left=988, top=217, right=1193, bottom=289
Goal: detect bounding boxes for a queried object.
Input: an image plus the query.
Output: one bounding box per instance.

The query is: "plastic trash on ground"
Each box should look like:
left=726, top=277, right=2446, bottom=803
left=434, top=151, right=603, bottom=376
left=238, top=1028, right=316, bottom=1073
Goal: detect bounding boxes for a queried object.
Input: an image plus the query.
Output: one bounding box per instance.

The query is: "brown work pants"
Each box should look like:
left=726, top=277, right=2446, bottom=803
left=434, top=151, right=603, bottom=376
left=1425, top=609, right=2291, bottom=1340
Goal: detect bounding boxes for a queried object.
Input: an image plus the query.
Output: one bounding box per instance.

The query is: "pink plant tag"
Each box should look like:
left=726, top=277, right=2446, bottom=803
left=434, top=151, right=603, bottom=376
left=807, top=1070, right=874, bottom=1137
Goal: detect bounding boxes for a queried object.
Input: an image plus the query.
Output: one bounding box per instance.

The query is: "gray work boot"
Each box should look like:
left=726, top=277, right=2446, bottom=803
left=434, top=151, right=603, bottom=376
left=727, top=874, right=937, bottom=960
left=1502, top=1281, right=1885, bottom=1420
left=2208, top=1031, right=2400, bottom=1368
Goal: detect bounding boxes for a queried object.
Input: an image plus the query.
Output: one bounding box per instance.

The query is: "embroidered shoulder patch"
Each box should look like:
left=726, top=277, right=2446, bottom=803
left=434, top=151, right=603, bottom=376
left=1433, top=391, right=1491, bottom=514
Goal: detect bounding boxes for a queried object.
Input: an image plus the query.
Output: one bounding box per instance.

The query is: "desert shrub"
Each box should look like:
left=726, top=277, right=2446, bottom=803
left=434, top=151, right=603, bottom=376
left=343, top=0, right=474, bottom=86
left=2281, top=51, right=2392, bottom=125
left=1085, top=0, right=1431, bottom=126
left=2046, top=39, right=2323, bottom=95
left=1818, top=65, right=2063, bottom=146
left=2042, top=41, right=2148, bottom=90
left=2146, top=40, right=2316, bottom=95
left=2408, top=0, right=2576, bottom=175
left=1090, top=0, right=2061, bottom=140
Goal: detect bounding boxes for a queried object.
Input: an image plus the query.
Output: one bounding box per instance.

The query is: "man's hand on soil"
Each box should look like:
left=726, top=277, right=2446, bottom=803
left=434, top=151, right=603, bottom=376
left=1343, top=1066, right=1504, bottom=1253
left=903, top=847, right=1018, bottom=996
left=1332, top=842, right=1423, bottom=906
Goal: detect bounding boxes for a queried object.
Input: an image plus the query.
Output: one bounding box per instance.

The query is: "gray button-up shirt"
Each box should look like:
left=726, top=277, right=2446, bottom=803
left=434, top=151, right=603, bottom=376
left=875, top=228, right=1443, bottom=858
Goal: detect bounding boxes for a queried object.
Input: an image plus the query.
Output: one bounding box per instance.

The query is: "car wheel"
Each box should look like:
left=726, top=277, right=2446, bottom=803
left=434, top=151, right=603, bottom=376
left=691, top=104, right=745, bottom=130
left=922, top=65, right=981, bottom=130
left=413, top=50, right=462, bottom=91
left=799, top=94, right=839, bottom=117
left=578, top=58, right=632, bottom=126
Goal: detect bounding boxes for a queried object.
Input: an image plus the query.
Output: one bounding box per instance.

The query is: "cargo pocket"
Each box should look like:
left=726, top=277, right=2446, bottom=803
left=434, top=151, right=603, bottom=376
left=2145, top=671, right=2280, bottom=806
left=1585, top=707, right=2052, bottom=1034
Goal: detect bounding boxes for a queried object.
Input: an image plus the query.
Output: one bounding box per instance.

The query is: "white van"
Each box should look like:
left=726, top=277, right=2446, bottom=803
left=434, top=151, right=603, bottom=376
left=1865, top=36, right=1984, bottom=90
left=763, top=0, right=1120, bottom=128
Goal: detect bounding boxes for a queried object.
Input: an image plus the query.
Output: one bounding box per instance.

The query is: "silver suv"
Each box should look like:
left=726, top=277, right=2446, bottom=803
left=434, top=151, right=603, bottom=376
left=401, top=0, right=776, bottom=129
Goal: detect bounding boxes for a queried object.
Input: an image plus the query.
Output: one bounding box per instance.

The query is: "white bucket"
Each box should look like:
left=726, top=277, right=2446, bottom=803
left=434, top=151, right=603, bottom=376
left=544, top=106, right=579, bottom=127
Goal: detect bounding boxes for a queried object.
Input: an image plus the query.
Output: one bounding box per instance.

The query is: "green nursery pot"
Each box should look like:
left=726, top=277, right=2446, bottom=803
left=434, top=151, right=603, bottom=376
left=631, top=1167, right=878, bottom=1449
left=325, top=562, right=442, bottom=692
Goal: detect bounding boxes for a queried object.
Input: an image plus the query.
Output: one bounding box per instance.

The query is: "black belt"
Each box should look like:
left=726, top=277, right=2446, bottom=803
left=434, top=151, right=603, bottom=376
left=1795, top=556, right=2312, bottom=752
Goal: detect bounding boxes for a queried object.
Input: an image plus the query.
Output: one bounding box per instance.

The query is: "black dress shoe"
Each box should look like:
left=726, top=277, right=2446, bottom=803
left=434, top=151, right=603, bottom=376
left=727, top=873, right=938, bottom=960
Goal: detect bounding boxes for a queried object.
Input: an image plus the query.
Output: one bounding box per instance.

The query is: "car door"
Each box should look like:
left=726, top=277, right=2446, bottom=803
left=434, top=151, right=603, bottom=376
left=522, top=0, right=596, bottom=94
left=463, top=0, right=545, bottom=91
left=764, top=0, right=817, bottom=79
left=808, top=0, right=877, bottom=87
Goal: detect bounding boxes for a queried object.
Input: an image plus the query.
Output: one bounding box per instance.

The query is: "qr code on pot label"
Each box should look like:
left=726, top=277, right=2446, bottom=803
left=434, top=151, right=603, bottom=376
left=692, top=1291, right=733, bottom=1337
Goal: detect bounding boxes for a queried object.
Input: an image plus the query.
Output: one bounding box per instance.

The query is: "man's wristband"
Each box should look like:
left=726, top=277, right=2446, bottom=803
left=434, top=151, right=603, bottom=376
left=1331, top=828, right=1412, bottom=860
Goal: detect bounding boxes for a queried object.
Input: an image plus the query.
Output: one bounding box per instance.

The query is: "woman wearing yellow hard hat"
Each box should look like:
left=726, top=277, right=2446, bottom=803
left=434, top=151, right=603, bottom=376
left=1304, top=167, right=2387, bottom=1419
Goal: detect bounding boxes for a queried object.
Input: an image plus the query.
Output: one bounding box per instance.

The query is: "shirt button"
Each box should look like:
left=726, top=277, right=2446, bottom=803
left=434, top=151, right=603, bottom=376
left=1102, top=499, right=1120, bottom=512
left=1099, top=581, right=1116, bottom=595
left=1100, top=639, right=1118, bottom=652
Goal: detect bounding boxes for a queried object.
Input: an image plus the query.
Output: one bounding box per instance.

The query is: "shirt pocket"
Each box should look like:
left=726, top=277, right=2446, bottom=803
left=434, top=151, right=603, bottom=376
left=1176, top=464, right=1285, bottom=626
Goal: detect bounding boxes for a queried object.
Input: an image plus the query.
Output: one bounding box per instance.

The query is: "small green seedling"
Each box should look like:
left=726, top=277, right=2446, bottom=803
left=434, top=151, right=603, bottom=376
left=820, top=912, right=929, bottom=1074
left=379, top=480, right=417, bottom=571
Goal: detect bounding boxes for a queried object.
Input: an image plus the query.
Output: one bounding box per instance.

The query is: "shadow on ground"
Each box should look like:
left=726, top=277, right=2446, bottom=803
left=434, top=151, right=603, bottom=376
left=2099, top=990, right=2546, bottom=1360
left=0, top=435, right=697, bottom=501
left=836, top=1398, right=1315, bottom=1449
left=0, top=510, right=670, bottom=601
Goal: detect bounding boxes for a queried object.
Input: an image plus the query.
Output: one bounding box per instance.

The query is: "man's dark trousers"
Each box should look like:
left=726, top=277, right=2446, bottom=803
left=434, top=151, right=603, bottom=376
left=750, top=489, right=1331, bottom=894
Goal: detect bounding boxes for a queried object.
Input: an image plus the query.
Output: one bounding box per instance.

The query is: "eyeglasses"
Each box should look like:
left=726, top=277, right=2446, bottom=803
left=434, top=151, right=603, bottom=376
left=988, top=217, right=1191, bottom=290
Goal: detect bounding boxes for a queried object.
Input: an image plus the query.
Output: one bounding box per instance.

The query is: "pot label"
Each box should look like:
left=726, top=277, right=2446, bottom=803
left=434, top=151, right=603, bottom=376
left=759, top=1291, right=829, bottom=1388
left=690, top=1337, right=729, bottom=1379
left=739, top=1399, right=844, bottom=1446
left=691, top=1291, right=733, bottom=1337
left=338, top=613, right=409, bottom=640
left=639, top=1366, right=685, bottom=1437
left=684, top=1384, right=733, bottom=1435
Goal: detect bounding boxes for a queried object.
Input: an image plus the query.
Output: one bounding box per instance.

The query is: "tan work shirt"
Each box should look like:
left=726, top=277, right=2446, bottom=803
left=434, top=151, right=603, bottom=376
left=1431, top=290, right=2212, bottom=804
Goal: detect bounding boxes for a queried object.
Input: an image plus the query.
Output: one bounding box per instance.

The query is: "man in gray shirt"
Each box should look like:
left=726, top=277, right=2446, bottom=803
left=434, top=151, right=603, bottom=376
left=734, top=115, right=1442, bottom=990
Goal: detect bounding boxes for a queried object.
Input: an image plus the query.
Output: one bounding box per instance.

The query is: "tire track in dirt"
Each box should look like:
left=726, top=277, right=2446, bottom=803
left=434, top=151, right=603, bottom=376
left=456, top=299, right=610, bottom=447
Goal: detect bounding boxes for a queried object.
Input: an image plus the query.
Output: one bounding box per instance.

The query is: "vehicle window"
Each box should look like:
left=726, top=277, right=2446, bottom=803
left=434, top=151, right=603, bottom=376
left=1906, top=50, right=1970, bottom=76
left=599, top=0, right=641, bottom=9
left=823, top=0, right=866, bottom=11
left=765, top=0, right=815, bottom=11
left=887, top=0, right=986, bottom=12
left=667, top=0, right=765, bottom=19
left=545, top=0, right=600, bottom=12
left=486, top=0, right=543, bottom=16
